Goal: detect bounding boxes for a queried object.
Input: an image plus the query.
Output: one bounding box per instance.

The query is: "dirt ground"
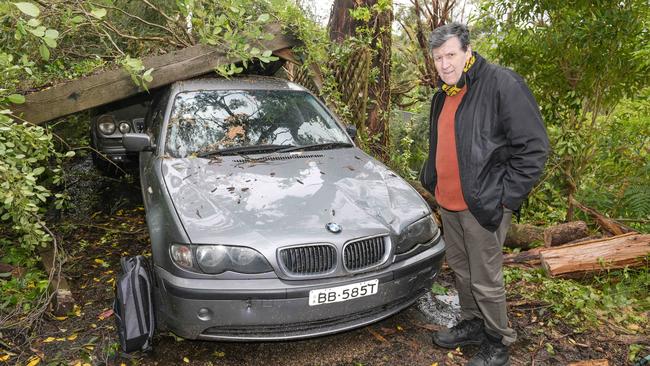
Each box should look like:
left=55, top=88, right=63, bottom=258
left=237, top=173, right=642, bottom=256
left=1, top=158, right=645, bottom=366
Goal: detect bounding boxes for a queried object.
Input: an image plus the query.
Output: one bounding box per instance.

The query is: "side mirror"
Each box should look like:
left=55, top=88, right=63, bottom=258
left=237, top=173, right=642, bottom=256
left=345, top=125, right=357, bottom=141
left=123, top=133, right=153, bottom=152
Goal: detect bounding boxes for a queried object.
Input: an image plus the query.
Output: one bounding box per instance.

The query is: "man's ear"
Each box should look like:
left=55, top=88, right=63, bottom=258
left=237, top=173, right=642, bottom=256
left=466, top=45, right=473, bottom=60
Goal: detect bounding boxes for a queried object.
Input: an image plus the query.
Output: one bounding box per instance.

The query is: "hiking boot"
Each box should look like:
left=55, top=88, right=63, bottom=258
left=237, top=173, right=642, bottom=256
left=432, top=318, right=485, bottom=348
left=467, top=336, right=510, bottom=366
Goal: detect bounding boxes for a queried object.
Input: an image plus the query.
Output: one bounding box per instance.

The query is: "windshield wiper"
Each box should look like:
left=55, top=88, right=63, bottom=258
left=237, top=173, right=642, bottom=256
left=198, top=144, right=295, bottom=158
left=274, top=142, right=354, bottom=154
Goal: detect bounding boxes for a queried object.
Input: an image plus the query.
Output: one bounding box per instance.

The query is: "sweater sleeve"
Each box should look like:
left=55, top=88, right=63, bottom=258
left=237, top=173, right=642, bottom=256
left=498, top=71, right=550, bottom=210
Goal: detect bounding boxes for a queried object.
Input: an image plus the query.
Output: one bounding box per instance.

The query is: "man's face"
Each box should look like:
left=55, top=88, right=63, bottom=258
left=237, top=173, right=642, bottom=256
left=432, top=37, right=472, bottom=85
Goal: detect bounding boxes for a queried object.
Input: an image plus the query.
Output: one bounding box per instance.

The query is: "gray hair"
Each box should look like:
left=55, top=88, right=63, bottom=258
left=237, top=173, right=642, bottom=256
left=429, top=22, right=470, bottom=51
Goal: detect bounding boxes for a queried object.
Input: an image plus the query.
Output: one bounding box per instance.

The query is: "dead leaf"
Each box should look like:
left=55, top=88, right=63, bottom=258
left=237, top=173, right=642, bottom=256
left=183, top=357, right=190, bottom=363
left=213, top=351, right=225, bottom=357
left=367, top=328, right=389, bottom=344
left=43, top=337, right=56, bottom=343
left=26, top=356, right=41, bottom=366
left=0, top=354, right=10, bottom=361
left=98, top=308, right=114, bottom=320
left=67, top=334, right=78, bottom=341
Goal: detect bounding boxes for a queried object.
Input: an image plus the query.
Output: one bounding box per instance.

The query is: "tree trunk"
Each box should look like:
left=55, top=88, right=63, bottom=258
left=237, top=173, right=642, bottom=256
left=504, top=223, right=544, bottom=249
left=543, top=221, right=589, bottom=247
left=328, top=0, right=393, bottom=160
left=540, top=233, right=650, bottom=277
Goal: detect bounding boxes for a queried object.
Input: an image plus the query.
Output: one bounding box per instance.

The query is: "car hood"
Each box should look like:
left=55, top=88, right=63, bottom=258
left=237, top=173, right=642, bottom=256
left=162, top=148, right=430, bottom=246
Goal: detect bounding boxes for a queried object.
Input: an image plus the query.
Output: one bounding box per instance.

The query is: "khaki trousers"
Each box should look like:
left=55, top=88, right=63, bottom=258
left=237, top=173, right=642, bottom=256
left=439, top=207, right=517, bottom=345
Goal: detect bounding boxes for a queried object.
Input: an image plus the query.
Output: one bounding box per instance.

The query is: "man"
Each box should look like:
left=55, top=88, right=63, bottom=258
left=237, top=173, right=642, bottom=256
left=420, top=23, right=549, bottom=366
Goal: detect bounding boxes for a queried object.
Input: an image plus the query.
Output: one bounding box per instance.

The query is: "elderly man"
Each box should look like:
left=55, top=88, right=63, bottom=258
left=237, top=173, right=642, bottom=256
left=420, top=23, right=549, bottom=366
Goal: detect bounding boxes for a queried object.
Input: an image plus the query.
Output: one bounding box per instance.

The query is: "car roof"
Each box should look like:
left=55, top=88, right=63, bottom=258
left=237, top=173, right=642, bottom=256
left=169, top=75, right=308, bottom=93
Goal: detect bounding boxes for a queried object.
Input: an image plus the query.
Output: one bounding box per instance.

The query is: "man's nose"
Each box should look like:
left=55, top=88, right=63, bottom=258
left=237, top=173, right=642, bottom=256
left=441, top=58, right=450, bottom=69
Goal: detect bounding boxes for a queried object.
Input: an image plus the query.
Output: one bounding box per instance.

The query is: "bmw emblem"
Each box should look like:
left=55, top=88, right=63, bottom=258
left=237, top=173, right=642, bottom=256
left=326, top=222, right=342, bottom=234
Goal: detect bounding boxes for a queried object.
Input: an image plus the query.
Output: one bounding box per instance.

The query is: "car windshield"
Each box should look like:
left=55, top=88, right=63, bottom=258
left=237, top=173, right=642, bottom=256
left=165, top=89, right=350, bottom=158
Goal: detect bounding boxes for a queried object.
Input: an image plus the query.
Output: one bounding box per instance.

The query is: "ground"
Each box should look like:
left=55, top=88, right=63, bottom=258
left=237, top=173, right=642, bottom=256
left=1, top=157, right=646, bottom=366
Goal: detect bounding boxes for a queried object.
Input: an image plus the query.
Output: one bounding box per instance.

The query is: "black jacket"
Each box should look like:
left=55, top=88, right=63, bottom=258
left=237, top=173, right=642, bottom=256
left=420, top=53, right=549, bottom=232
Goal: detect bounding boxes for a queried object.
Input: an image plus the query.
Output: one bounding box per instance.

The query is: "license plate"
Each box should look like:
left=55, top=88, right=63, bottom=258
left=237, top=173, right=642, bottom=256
left=308, top=279, right=379, bottom=306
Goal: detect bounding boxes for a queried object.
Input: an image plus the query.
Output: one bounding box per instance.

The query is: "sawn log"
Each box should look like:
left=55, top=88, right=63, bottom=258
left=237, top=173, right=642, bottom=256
left=540, top=233, right=650, bottom=277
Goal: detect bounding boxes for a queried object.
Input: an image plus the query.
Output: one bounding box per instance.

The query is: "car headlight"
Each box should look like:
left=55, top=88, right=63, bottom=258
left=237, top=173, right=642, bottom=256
left=118, top=121, right=131, bottom=134
left=97, top=115, right=116, bottom=135
left=396, top=215, right=438, bottom=254
left=195, top=245, right=272, bottom=274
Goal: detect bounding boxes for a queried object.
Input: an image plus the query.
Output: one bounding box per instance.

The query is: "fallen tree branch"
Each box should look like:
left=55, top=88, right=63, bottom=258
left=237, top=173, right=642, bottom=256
left=571, top=198, right=636, bottom=235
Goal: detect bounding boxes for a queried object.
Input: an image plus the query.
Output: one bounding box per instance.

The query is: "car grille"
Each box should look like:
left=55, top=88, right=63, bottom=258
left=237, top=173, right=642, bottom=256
left=279, top=244, right=336, bottom=275
left=344, top=236, right=387, bottom=271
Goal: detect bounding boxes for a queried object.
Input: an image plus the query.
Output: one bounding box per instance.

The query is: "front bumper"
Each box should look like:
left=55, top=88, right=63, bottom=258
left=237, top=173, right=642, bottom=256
left=153, top=238, right=445, bottom=341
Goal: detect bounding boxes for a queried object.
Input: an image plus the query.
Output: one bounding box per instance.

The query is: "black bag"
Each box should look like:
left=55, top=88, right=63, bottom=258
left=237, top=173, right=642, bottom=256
left=113, top=255, right=155, bottom=353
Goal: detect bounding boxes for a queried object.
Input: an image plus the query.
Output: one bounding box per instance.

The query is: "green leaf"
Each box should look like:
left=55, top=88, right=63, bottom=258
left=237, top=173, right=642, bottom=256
left=261, top=50, right=272, bottom=58
left=39, top=43, right=49, bottom=60
left=90, top=8, right=107, bottom=19
left=70, top=15, right=84, bottom=23
left=257, top=13, right=270, bottom=22
left=13, top=2, right=40, bottom=17
left=142, top=68, right=154, bottom=83
left=44, top=29, right=59, bottom=39
left=64, top=151, right=75, bottom=158
left=27, top=25, right=45, bottom=37
left=43, top=37, right=56, bottom=48
left=7, top=94, right=25, bottom=104
left=26, top=18, right=40, bottom=27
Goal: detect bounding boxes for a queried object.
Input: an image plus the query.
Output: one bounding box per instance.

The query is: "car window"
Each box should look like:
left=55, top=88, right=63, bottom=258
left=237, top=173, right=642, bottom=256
left=165, top=90, right=349, bottom=157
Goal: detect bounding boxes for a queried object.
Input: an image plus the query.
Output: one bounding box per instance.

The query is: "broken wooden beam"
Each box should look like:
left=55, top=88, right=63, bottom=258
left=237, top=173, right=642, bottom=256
left=540, top=233, right=650, bottom=277
left=13, top=23, right=299, bottom=124
left=543, top=220, right=589, bottom=247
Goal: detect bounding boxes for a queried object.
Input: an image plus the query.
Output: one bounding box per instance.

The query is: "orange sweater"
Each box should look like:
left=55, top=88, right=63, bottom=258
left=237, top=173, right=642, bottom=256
left=435, top=87, right=468, bottom=211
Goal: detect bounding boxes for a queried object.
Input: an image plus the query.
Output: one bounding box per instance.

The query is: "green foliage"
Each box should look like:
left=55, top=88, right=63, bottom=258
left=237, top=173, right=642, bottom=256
left=504, top=265, right=649, bottom=331
left=119, top=55, right=153, bottom=91
left=0, top=238, right=48, bottom=312
left=387, top=107, right=429, bottom=180
left=477, top=0, right=649, bottom=225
